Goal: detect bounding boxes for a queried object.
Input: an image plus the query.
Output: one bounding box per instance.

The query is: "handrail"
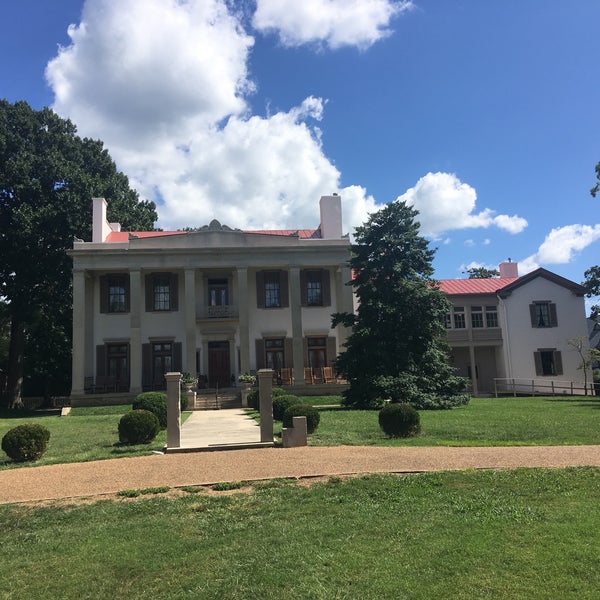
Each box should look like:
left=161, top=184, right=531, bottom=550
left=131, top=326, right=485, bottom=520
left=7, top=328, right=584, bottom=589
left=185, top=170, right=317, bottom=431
left=493, top=378, right=596, bottom=397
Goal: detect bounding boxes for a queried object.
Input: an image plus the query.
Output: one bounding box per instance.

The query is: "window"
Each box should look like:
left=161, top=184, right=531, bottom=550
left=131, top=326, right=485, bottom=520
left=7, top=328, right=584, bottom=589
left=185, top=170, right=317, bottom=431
left=153, top=275, right=171, bottom=311
left=529, top=302, right=557, bottom=328
left=152, top=342, right=173, bottom=385
left=301, top=269, right=331, bottom=307
left=444, top=312, right=452, bottom=329
left=307, top=337, right=327, bottom=368
left=265, top=274, right=281, bottom=308
left=265, top=338, right=285, bottom=371
left=534, top=349, right=563, bottom=376
left=208, top=278, right=228, bottom=306
left=145, top=273, right=178, bottom=312
left=256, top=270, right=289, bottom=308
left=106, top=344, right=128, bottom=382
left=100, top=274, right=130, bottom=313
left=453, top=306, right=465, bottom=329
left=142, top=341, right=182, bottom=390
left=485, top=305, right=498, bottom=328
left=471, top=306, right=483, bottom=328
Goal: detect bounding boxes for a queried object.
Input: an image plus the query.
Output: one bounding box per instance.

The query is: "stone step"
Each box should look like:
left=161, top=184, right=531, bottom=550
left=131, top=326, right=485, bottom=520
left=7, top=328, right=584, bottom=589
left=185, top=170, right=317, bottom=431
left=192, top=390, right=241, bottom=410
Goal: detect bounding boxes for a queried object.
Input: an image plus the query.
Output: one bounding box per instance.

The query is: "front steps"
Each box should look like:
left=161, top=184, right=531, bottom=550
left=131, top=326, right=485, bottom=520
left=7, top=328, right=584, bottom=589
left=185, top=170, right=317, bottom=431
left=192, top=388, right=242, bottom=410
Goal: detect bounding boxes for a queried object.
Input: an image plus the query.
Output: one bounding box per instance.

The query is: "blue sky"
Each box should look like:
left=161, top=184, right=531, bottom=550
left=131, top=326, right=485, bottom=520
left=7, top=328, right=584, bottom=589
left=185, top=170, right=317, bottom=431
left=2, top=0, right=599, bottom=295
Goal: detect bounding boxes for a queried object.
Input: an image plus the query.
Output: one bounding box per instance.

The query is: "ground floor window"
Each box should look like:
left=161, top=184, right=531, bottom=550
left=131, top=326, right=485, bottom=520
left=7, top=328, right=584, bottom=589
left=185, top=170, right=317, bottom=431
left=265, top=338, right=285, bottom=371
left=307, top=337, right=327, bottom=368
left=534, top=349, right=563, bottom=376
left=152, top=342, right=172, bottom=384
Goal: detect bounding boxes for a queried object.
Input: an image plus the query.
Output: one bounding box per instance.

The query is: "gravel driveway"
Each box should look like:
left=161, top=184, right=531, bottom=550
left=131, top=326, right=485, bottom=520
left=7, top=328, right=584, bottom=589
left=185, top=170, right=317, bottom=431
left=2, top=444, right=600, bottom=504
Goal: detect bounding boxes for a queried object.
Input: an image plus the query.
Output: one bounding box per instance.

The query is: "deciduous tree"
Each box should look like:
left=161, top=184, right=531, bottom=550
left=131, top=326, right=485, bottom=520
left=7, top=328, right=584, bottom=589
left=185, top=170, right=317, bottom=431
left=0, top=100, right=157, bottom=407
left=332, top=201, right=468, bottom=409
left=467, top=267, right=499, bottom=279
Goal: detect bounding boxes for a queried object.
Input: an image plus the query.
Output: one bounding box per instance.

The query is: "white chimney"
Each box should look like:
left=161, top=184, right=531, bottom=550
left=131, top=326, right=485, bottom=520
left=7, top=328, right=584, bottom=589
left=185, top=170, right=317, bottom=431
left=319, top=194, right=342, bottom=239
left=92, top=198, right=121, bottom=242
left=92, top=197, right=111, bottom=242
left=499, top=259, right=519, bottom=278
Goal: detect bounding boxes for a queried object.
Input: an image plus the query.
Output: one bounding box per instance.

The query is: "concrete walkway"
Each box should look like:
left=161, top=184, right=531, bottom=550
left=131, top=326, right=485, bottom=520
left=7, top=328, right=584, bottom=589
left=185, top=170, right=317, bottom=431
left=177, top=409, right=267, bottom=450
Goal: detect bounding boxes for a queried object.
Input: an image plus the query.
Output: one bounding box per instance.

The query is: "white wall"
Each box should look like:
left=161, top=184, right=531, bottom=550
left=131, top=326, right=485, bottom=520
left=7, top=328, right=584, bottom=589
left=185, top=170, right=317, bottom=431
left=501, top=276, right=589, bottom=385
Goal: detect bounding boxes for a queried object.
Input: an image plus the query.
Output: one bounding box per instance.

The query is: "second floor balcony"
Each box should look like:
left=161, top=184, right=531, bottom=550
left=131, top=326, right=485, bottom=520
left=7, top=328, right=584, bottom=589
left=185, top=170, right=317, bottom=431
left=198, top=304, right=239, bottom=321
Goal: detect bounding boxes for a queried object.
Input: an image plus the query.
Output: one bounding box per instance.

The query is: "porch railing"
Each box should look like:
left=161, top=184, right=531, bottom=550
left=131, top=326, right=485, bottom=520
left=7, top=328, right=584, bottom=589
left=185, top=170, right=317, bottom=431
left=493, top=378, right=596, bottom=397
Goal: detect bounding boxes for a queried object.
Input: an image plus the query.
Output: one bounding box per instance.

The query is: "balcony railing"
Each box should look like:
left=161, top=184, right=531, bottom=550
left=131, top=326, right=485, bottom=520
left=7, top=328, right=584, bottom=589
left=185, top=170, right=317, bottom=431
left=446, top=328, right=503, bottom=343
left=198, top=304, right=239, bottom=320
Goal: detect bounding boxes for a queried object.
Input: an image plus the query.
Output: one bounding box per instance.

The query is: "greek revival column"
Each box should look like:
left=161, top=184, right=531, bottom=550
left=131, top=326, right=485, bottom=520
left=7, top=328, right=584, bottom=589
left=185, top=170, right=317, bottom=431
left=237, top=267, right=249, bottom=375
left=184, top=268, right=196, bottom=375
left=289, top=267, right=304, bottom=386
left=129, top=269, right=142, bottom=394
left=71, top=269, right=86, bottom=396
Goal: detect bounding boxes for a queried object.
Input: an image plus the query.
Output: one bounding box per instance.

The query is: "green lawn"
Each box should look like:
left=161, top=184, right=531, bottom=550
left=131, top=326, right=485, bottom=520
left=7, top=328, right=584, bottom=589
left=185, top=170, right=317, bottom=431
left=1, top=396, right=600, bottom=469
left=310, top=396, right=600, bottom=447
left=0, top=405, right=188, bottom=469
left=1, top=468, right=599, bottom=599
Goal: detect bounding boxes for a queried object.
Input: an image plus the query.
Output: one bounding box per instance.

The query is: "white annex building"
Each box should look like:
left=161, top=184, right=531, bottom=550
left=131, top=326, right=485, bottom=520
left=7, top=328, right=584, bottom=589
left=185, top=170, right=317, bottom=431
left=439, top=261, right=590, bottom=395
left=69, top=195, right=353, bottom=402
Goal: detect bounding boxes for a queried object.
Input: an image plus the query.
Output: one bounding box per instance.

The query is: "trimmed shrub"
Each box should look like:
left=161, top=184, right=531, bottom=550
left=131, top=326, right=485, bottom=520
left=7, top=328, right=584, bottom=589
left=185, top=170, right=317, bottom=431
left=247, top=386, right=287, bottom=411
left=1, top=424, right=51, bottom=462
left=247, top=389, right=259, bottom=410
left=118, top=410, right=160, bottom=444
left=272, top=394, right=302, bottom=421
left=378, top=403, right=421, bottom=438
left=282, top=404, right=320, bottom=434
left=133, top=392, right=167, bottom=428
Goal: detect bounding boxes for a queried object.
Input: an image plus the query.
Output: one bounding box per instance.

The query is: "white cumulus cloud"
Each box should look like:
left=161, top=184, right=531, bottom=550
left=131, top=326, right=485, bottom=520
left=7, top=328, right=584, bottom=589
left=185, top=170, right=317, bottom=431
left=45, top=0, right=377, bottom=232
left=253, top=0, right=413, bottom=49
left=397, top=172, right=528, bottom=238
left=520, top=224, right=600, bottom=270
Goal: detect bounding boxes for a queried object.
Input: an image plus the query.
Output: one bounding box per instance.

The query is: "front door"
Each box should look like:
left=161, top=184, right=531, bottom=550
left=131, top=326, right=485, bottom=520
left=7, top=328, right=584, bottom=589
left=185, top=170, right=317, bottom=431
left=208, top=341, right=230, bottom=388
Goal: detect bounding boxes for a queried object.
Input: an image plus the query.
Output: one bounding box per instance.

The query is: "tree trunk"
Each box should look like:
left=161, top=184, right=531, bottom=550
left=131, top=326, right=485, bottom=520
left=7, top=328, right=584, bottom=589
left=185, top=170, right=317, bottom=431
left=5, top=316, right=25, bottom=409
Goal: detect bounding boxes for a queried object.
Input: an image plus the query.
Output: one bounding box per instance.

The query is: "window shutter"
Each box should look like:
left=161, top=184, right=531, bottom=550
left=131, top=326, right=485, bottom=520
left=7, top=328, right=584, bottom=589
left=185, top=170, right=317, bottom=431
left=125, top=343, right=131, bottom=384
left=529, top=304, right=537, bottom=327
left=303, top=337, right=308, bottom=367
left=96, top=345, right=107, bottom=377
left=100, top=276, right=109, bottom=313
left=549, top=303, right=558, bottom=327
left=284, top=338, right=293, bottom=368
left=123, top=274, right=131, bottom=312
left=173, top=342, right=183, bottom=373
left=554, top=351, right=563, bottom=375
left=256, top=271, right=265, bottom=308
left=145, top=274, right=153, bottom=311
left=300, top=270, right=308, bottom=306
left=534, top=351, right=543, bottom=376
left=326, top=336, right=337, bottom=366
left=170, top=273, right=179, bottom=311
left=142, top=343, right=152, bottom=387
left=322, top=269, right=331, bottom=307
left=280, top=270, right=289, bottom=307
left=255, top=339, right=265, bottom=370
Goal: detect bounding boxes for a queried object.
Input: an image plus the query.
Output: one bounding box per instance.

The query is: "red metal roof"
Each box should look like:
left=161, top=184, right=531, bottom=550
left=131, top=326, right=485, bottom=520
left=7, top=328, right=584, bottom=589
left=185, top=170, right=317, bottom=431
left=105, top=228, right=322, bottom=242
left=437, top=277, right=518, bottom=295
left=245, top=229, right=321, bottom=239
left=105, top=231, right=186, bottom=242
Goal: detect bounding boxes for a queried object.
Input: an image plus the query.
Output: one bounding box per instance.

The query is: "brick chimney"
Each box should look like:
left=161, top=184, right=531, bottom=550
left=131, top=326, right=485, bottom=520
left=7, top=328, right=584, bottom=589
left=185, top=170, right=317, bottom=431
left=319, top=194, right=342, bottom=239
left=499, top=259, right=519, bottom=278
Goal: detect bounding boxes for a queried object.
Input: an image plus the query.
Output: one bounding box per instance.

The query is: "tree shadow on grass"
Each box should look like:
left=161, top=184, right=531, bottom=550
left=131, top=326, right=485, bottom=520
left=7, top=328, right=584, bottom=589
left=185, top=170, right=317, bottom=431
left=0, top=408, right=60, bottom=419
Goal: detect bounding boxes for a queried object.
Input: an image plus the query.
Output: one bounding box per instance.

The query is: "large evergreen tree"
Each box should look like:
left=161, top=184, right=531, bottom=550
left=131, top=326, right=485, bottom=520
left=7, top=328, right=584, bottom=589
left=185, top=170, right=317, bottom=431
left=332, top=201, right=468, bottom=409
left=0, top=100, right=157, bottom=407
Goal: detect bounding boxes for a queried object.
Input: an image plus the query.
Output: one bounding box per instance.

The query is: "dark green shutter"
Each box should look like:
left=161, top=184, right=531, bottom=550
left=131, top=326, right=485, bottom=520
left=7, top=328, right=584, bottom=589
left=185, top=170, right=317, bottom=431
left=284, top=338, right=293, bottom=368
left=322, top=269, right=331, bottom=307
left=142, top=343, right=152, bottom=387
left=145, top=274, right=153, bottom=311
left=99, top=276, right=108, bottom=313
left=173, top=342, right=183, bottom=373
left=280, top=270, right=289, bottom=307
left=255, top=339, right=265, bottom=370
left=300, top=270, right=308, bottom=306
left=256, top=271, right=265, bottom=308
left=326, top=336, right=337, bottom=366
left=170, top=273, right=179, bottom=311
